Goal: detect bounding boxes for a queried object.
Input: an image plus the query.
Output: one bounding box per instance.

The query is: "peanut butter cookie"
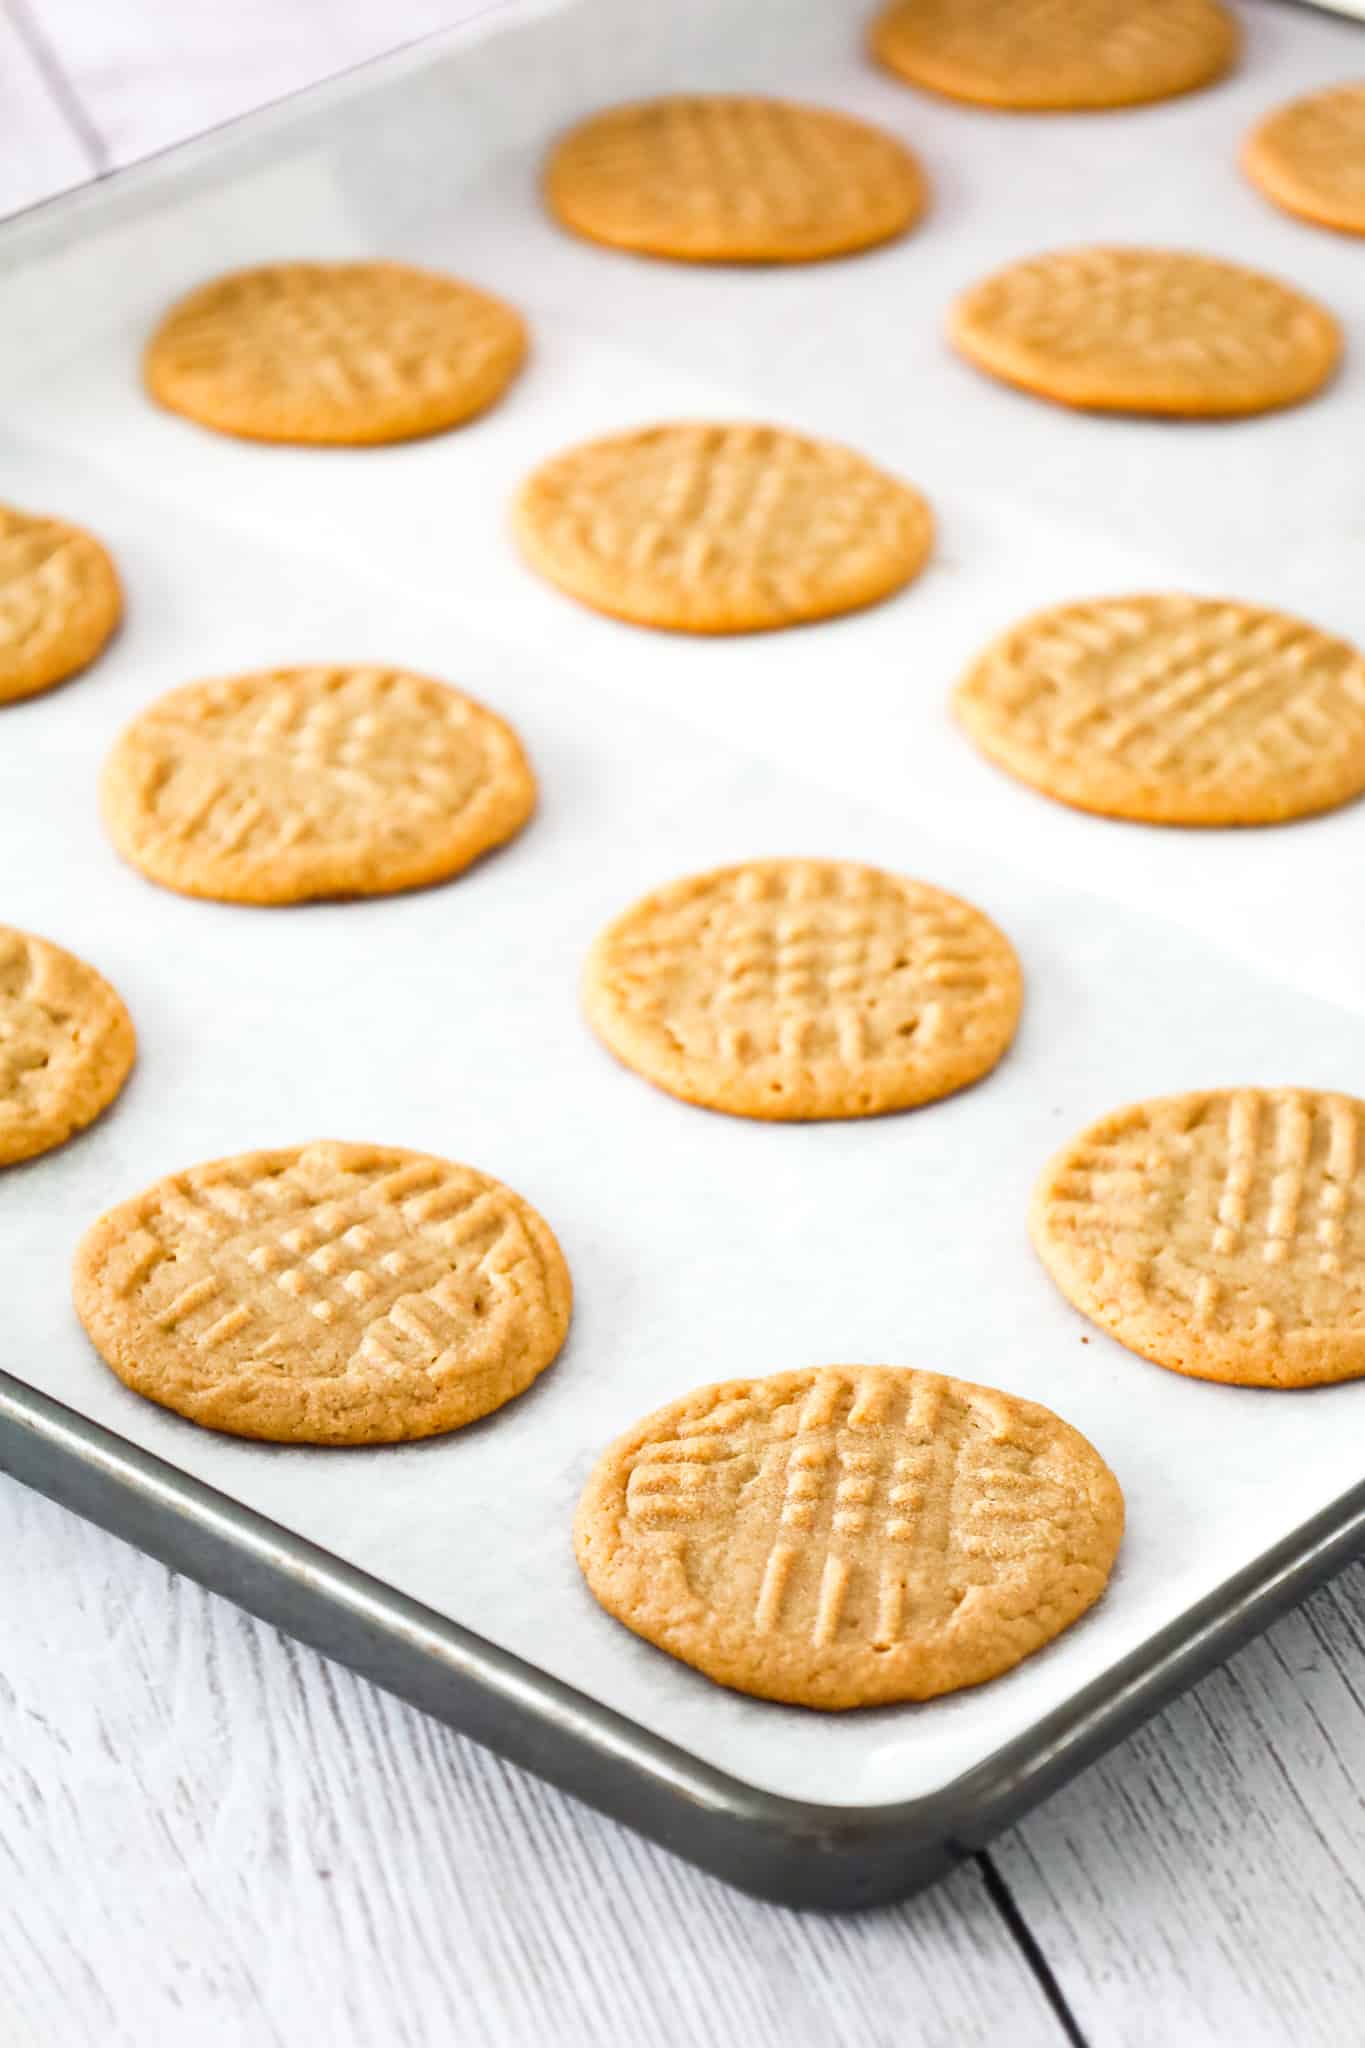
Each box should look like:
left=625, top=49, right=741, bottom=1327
left=514, top=423, right=932, bottom=633
left=870, top=0, right=1237, bottom=111
left=145, top=261, right=526, bottom=445
left=546, top=94, right=925, bottom=262
left=1244, top=83, right=1365, bottom=237
left=0, top=503, right=121, bottom=705
left=75, top=1141, right=572, bottom=1443
left=584, top=858, right=1021, bottom=1119
left=1032, top=1089, right=1365, bottom=1387
left=0, top=926, right=134, bottom=1166
left=575, top=1364, right=1123, bottom=1708
left=950, top=246, right=1340, bottom=416
left=101, top=664, right=535, bottom=905
left=955, top=593, right=1365, bottom=825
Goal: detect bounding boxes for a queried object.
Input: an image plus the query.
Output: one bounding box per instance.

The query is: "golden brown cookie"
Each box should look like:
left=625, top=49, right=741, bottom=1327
left=100, top=664, right=535, bottom=905
left=0, top=926, right=135, bottom=1167
left=74, top=1140, right=572, bottom=1444
left=545, top=94, right=926, bottom=263
left=144, top=262, right=526, bottom=445
left=1032, top=1089, right=1365, bottom=1388
left=0, top=503, right=121, bottom=705
left=513, top=423, right=933, bottom=633
left=949, top=247, right=1341, bottom=417
left=1244, top=83, right=1365, bottom=237
left=584, top=858, right=1022, bottom=1120
left=575, top=1364, right=1123, bottom=1708
left=870, top=0, right=1237, bottom=111
left=955, top=594, right=1365, bottom=826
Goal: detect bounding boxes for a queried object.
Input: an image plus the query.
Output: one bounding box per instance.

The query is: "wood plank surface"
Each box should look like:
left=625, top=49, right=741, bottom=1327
left=0, top=1485, right=1066, bottom=2048
left=996, top=1566, right=1365, bottom=2048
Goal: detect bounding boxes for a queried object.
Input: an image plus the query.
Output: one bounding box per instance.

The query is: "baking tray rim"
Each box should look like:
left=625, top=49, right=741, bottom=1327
left=6, top=1366, right=1363, bottom=1910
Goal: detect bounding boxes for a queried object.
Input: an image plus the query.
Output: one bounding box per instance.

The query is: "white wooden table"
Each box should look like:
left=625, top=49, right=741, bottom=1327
left=4, top=6, right=1365, bottom=2042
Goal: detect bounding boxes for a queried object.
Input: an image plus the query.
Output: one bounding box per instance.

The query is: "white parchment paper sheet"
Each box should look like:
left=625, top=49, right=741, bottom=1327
left=2, top=0, right=1365, bottom=1808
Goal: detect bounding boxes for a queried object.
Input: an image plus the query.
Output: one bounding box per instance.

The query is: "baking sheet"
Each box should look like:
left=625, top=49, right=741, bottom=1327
left=2, top=0, right=1365, bottom=1811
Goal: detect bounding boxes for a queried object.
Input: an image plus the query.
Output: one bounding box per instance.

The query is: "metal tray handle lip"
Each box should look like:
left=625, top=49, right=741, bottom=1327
left=5, top=1364, right=1365, bottom=1874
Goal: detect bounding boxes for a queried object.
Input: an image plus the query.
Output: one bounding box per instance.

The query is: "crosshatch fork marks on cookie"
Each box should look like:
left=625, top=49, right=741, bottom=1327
left=575, top=1366, right=1123, bottom=1708
left=0, top=501, right=122, bottom=704
left=0, top=924, right=135, bottom=1167
left=1032, top=1089, right=1365, bottom=1387
left=73, top=1142, right=572, bottom=1443
left=545, top=94, right=925, bottom=262
left=949, top=246, right=1341, bottom=416
left=144, top=261, right=527, bottom=445
left=1244, top=82, right=1365, bottom=237
left=870, top=0, right=1238, bottom=112
left=584, top=858, right=1022, bottom=1119
left=513, top=422, right=933, bottom=633
left=955, top=594, right=1365, bottom=825
left=100, top=664, right=536, bottom=904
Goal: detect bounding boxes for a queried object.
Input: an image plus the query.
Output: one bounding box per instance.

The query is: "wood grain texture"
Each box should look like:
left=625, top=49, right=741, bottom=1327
left=997, top=1565, right=1365, bottom=2048
left=0, top=1481, right=1066, bottom=2048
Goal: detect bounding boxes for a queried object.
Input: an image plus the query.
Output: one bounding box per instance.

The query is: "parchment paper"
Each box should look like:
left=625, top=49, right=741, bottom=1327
left=2, top=0, right=1364, bottom=1807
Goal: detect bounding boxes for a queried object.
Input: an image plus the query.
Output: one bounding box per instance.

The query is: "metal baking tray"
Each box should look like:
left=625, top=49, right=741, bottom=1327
left=3, top=0, right=1365, bottom=1910
left=7, top=1371, right=1365, bottom=1908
